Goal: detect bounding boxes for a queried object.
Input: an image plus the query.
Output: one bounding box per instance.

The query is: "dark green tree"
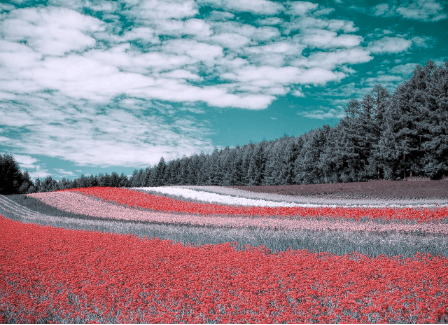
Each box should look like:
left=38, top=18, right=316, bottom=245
left=247, top=142, right=265, bottom=186
left=0, top=154, right=23, bottom=194
left=18, top=170, right=34, bottom=194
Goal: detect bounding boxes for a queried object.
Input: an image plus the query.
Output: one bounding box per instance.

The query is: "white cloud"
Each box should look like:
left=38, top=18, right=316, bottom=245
left=368, top=37, right=412, bottom=54
left=286, top=16, right=359, bottom=33
left=1, top=101, right=217, bottom=167
left=160, top=69, right=202, bottom=80
left=54, top=168, right=75, bottom=176
left=371, top=4, right=391, bottom=16
left=296, top=29, right=362, bottom=48
left=28, top=166, right=52, bottom=180
left=292, top=88, right=305, bottom=97
left=314, top=8, right=335, bottom=16
left=293, top=48, right=372, bottom=69
left=397, top=0, right=447, bottom=21
left=0, top=3, right=16, bottom=13
left=372, top=0, right=447, bottom=22
left=161, top=39, right=223, bottom=63
left=129, top=0, right=198, bottom=21
left=223, top=65, right=344, bottom=88
left=200, top=0, right=284, bottom=14
left=11, top=154, right=38, bottom=169
left=207, top=10, right=235, bottom=21
left=288, top=2, right=318, bottom=16
left=121, top=27, right=160, bottom=44
left=411, top=36, right=432, bottom=48
left=150, top=18, right=213, bottom=38
left=256, top=17, right=282, bottom=25
left=210, top=33, right=251, bottom=49
left=0, top=6, right=104, bottom=56
left=299, top=107, right=345, bottom=119
left=389, top=63, right=418, bottom=76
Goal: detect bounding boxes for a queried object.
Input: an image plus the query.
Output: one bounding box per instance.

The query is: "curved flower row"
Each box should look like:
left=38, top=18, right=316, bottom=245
left=134, top=186, right=443, bottom=208
left=58, top=187, right=448, bottom=223
left=24, top=192, right=448, bottom=234
left=133, top=186, right=304, bottom=207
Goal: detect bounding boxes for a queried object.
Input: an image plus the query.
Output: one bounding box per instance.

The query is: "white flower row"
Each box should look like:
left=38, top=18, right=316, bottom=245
left=131, top=186, right=445, bottom=208
left=132, top=187, right=304, bottom=207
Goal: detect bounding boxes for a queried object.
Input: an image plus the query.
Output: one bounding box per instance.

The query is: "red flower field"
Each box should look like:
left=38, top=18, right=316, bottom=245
left=1, top=186, right=448, bottom=323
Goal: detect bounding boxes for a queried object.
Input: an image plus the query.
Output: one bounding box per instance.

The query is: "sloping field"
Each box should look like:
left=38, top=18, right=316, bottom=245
left=1, top=185, right=448, bottom=323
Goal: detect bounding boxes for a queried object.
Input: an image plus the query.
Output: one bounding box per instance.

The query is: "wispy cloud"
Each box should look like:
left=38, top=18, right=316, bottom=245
left=28, top=166, right=52, bottom=180
left=54, top=169, right=75, bottom=176
left=367, top=37, right=413, bottom=54
left=299, top=107, right=345, bottom=120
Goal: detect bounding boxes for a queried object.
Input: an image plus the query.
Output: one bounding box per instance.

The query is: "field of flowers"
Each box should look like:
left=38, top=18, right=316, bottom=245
left=1, top=186, right=448, bottom=323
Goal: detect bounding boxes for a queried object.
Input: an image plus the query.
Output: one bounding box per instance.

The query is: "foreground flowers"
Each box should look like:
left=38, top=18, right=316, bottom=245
left=1, top=215, right=448, bottom=324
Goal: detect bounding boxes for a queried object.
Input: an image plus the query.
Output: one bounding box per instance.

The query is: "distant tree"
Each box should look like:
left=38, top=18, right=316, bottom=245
left=247, top=142, right=265, bottom=186
left=241, top=143, right=255, bottom=185
left=175, top=156, right=187, bottom=185
left=277, top=137, right=299, bottom=185
left=59, top=177, right=69, bottom=190
left=221, top=148, right=237, bottom=186
left=33, top=178, right=42, bottom=193
left=186, top=154, right=199, bottom=185
left=79, top=174, right=89, bottom=188
left=18, top=170, right=34, bottom=194
left=265, top=139, right=286, bottom=185
left=141, top=167, right=151, bottom=187
left=111, top=172, right=120, bottom=187
left=89, top=175, right=98, bottom=187
left=100, top=173, right=112, bottom=187
left=337, top=99, right=371, bottom=182
left=119, top=172, right=130, bottom=187
left=41, top=176, right=59, bottom=192
left=207, top=149, right=223, bottom=185
left=316, top=126, right=339, bottom=184
left=130, top=169, right=143, bottom=187
left=367, top=85, right=391, bottom=179
left=376, top=114, right=401, bottom=180
left=295, top=128, right=326, bottom=184
left=153, top=157, right=167, bottom=186
left=0, top=154, right=22, bottom=194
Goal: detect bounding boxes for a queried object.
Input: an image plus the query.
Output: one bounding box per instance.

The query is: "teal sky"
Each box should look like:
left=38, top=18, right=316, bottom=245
left=0, top=0, right=447, bottom=180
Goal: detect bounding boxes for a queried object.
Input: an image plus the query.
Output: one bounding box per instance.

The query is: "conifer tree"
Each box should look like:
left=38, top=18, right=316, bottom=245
left=419, top=60, right=448, bottom=179
left=278, top=137, right=299, bottom=185
left=154, top=157, right=167, bottom=186
left=247, top=142, right=265, bottom=186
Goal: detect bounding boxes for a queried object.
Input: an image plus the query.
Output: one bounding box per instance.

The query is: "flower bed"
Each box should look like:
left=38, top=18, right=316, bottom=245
left=1, top=215, right=448, bottom=324
left=2, top=186, right=448, bottom=323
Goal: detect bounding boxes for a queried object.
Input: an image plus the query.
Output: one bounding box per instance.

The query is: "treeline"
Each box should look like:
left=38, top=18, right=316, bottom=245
left=1, top=59, right=447, bottom=195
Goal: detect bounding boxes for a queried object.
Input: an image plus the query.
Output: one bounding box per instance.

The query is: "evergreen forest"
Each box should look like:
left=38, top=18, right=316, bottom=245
left=1, top=59, right=447, bottom=195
